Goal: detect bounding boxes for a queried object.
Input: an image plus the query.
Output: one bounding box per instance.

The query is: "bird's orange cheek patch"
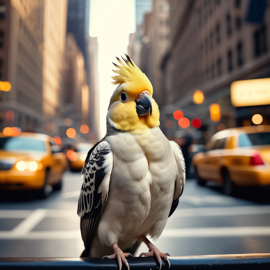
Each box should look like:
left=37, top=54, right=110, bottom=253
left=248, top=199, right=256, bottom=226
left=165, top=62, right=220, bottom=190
left=109, top=101, right=143, bottom=130
left=145, top=99, right=160, bottom=128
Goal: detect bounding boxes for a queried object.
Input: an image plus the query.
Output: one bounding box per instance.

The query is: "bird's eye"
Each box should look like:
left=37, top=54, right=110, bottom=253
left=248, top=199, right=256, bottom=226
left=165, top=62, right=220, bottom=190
left=120, top=92, right=127, bottom=102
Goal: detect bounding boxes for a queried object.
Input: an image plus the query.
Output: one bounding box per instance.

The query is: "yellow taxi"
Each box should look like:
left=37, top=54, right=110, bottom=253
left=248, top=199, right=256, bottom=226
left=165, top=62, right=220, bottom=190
left=0, top=132, right=67, bottom=198
left=67, top=143, right=93, bottom=171
left=192, top=125, right=270, bottom=196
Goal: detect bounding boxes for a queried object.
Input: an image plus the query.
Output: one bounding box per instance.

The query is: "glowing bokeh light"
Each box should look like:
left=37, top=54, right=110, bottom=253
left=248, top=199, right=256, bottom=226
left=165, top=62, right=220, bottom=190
left=193, top=90, right=204, bottom=104
left=192, top=118, right=202, bottom=129
left=252, top=114, right=263, bottom=125
left=29, top=161, right=38, bottom=171
left=80, top=125, right=89, bottom=134
left=67, top=150, right=77, bottom=161
left=210, top=103, right=221, bottom=122
left=178, top=117, right=190, bottom=128
left=3, top=127, right=12, bottom=136
left=54, top=136, right=62, bottom=145
left=16, top=161, right=26, bottom=171
left=66, top=128, right=76, bottom=138
left=173, top=110, right=184, bottom=120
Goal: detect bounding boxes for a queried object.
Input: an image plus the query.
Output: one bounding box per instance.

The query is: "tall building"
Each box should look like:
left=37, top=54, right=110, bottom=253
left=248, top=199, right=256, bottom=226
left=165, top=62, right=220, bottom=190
left=0, top=0, right=67, bottom=133
left=62, top=34, right=87, bottom=137
left=88, top=36, right=101, bottom=140
left=139, top=0, right=170, bottom=105
left=66, top=0, right=90, bottom=82
left=161, top=0, right=270, bottom=137
left=135, top=0, right=152, bottom=28
left=42, top=0, right=68, bottom=130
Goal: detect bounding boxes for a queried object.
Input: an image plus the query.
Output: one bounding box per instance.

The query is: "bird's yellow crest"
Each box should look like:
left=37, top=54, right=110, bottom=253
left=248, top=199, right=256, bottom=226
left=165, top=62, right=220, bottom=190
left=112, top=55, right=153, bottom=96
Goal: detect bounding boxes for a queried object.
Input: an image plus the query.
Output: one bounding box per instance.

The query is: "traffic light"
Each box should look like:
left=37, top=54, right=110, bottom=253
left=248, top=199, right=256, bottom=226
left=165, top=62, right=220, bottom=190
left=210, top=104, right=221, bottom=122
left=173, top=110, right=183, bottom=120
left=192, top=118, right=202, bottom=128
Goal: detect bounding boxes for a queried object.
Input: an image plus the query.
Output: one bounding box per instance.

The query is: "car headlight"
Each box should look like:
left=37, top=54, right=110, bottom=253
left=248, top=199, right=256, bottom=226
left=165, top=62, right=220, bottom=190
left=15, top=161, right=43, bottom=171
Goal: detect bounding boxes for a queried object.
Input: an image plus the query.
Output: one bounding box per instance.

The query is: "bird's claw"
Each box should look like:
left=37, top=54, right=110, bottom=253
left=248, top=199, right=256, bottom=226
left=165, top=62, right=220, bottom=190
left=103, top=249, right=130, bottom=270
left=139, top=248, right=170, bottom=269
left=127, top=253, right=134, bottom=258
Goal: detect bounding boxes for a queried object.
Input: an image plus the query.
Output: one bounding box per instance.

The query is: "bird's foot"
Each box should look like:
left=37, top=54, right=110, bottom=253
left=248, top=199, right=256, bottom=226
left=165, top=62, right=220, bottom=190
left=102, top=243, right=131, bottom=270
left=139, top=245, right=170, bottom=270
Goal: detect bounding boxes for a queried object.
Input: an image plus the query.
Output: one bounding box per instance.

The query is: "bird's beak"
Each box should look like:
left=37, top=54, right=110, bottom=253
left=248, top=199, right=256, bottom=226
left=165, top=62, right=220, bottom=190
left=135, top=93, right=152, bottom=116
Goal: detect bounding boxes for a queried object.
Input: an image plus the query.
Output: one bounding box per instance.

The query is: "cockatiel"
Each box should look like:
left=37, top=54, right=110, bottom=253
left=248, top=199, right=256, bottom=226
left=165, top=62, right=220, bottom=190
left=77, top=55, right=185, bottom=270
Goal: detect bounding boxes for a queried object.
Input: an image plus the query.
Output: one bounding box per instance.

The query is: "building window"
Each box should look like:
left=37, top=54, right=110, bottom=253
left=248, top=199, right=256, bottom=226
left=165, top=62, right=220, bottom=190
left=217, top=58, right=222, bottom=76
left=216, top=23, right=220, bottom=44
left=0, top=32, right=3, bottom=48
left=237, top=42, right=243, bottom=67
left=0, top=4, right=6, bottom=19
left=227, top=49, right=233, bottom=72
left=205, top=37, right=208, bottom=53
left=226, top=13, right=232, bottom=36
left=211, top=64, right=215, bottom=79
left=253, top=25, right=267, bottom=58
left=235, top=17, right=241, bottom=30
left=210, top=31, right=213, bottom=49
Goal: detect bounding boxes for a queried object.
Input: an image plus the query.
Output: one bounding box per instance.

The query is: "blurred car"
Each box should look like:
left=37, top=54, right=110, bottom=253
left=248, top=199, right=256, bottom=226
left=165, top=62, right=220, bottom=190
left=0, top=132, right=67, bottom=198
left=67, top=143, right=93, bottom=171
left=192, top=125, right=270, bottom=196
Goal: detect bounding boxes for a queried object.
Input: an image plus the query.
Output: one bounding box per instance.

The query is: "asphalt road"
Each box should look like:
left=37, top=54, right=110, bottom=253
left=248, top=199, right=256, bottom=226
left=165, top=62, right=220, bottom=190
left=0, top=171, right=270, bottom=257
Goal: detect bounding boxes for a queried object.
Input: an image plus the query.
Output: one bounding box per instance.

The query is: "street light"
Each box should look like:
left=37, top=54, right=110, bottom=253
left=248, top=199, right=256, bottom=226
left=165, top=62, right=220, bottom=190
left=80, top=125, right=89, bottom=134
left=193, top=90, right=204, bottom=104
left=66, top=128, right=76, bottom=138
left=209, top=103, right=221, bottom=122
left=0, top=81, right=12, bottom=91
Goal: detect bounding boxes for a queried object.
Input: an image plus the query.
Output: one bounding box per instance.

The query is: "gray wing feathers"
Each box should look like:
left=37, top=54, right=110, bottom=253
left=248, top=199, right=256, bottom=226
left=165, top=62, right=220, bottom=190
left=170, top=141, right=185, bottom=205
left=77, top=140, right=113, bottom=218
left=77, top=140, right=113, bottom=257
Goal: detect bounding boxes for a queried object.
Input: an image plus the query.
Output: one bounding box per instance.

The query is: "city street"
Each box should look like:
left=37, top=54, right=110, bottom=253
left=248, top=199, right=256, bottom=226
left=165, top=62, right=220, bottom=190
left=0, top=172, right=270, bottom=257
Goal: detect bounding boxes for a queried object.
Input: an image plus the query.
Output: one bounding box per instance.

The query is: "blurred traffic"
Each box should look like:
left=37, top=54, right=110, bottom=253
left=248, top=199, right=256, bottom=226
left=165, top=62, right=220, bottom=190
left=193, top=125, right=270, bottom=196
left=0, top=132, right=67, bottom=198
left=67, top=143, right=93, bottom=171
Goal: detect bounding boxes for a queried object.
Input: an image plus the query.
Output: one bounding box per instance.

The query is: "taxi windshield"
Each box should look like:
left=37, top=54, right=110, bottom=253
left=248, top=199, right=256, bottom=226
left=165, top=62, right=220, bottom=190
left=0, top=137, right=46, bottom=152
left=239, top=132, right=270, bottom=147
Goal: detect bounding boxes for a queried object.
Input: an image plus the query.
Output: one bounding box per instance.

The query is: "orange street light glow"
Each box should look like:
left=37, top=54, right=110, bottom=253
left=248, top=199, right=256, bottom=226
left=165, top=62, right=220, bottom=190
left=173, top=110, right=184, bottom=120
left=3, top=127, right=13, bottom=136
left=66, top=128, right=76, bottom=138
left=178, top=117, right=190, bottom=128
left=80, top=125, right=89, bottom=134
left=54, top=136, right=62, bottom=145
left=210, top=103, right=221, bottom=122
left=67, top=150, right=77, bottom=161
left=193, top=90, right=204, bottom=104
left=12, top=127, right=20, bottom=136
left=0, top=81, right=12, bottom=92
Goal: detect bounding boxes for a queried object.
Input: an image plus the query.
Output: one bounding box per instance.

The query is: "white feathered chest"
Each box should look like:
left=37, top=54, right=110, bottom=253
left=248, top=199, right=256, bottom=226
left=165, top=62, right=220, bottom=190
left=97, top=127, right=178, bottom=247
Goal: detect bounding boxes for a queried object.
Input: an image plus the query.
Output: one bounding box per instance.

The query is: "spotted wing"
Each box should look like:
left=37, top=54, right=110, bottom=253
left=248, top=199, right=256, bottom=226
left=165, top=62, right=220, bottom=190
left=77, top=140, right=113, bottom=256
left=169, top=141, right=185, bottom=217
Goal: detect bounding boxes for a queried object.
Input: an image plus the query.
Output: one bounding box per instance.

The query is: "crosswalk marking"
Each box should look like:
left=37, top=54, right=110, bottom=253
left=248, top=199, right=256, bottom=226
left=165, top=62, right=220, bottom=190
left=11, top=209, right=47, bottom=235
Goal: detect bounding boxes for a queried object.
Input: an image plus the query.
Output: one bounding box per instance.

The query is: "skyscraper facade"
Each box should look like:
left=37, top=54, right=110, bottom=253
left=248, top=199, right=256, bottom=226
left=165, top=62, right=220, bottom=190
left=135, top=0, right=152, bottom=28
left=66, top=0, right=90, bottom=81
